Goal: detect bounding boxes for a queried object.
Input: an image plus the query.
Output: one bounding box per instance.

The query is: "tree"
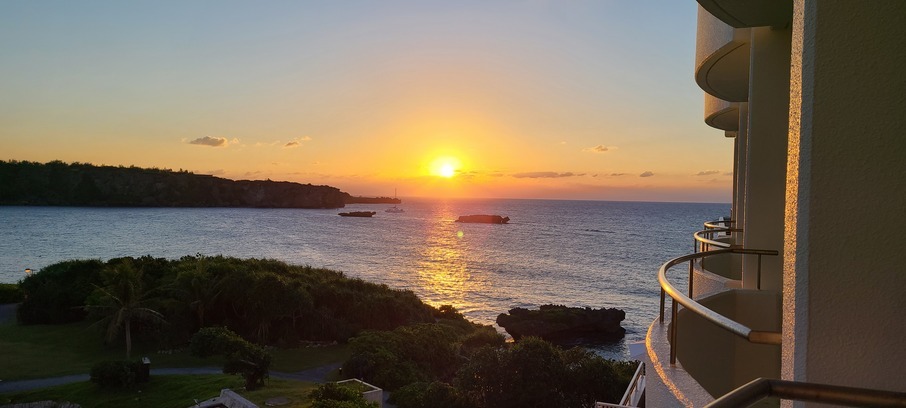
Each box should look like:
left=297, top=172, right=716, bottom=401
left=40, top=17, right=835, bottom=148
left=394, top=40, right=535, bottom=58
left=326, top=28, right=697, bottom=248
left=86, top=260, right=166, bottom=359
left=174, top=257, right=221, bottom=328
left=190, top=327, right=271, bottom=390
left=454, top=337, right=633, bottom=408
left=391, top=381, right=471, bottom=408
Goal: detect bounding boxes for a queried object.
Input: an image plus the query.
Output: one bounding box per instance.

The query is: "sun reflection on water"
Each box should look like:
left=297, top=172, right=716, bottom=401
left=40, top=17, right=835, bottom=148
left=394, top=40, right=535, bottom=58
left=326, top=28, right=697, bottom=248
left=415, top=202, right=485, bottom=313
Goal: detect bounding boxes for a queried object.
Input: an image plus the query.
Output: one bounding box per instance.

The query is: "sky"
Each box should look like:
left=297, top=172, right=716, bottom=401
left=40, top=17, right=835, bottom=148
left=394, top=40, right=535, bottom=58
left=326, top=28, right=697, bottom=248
left=0, top=1, right=735, bottom=203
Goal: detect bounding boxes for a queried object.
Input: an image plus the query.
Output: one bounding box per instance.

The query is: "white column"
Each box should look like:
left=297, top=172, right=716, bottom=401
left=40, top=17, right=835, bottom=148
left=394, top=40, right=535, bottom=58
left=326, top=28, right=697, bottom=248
left=784, top=0, right=906, bottom=397
left=741, top=26, right=791, bottom=291
left=733, top=102, right=748, bottom=247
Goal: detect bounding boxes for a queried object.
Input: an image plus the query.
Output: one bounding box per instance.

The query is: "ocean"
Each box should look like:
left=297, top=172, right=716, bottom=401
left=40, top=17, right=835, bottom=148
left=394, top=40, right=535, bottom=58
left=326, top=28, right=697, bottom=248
left=0, top=199, right=729, bottom=359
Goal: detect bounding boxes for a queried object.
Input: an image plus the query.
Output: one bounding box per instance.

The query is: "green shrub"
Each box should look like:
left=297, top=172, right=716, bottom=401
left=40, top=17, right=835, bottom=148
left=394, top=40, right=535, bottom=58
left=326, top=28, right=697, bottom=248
left=0, top=283, right=23, bottom=304
left=17, top=260, right=104, bottom=324
left=89, top=360, right=140, bottom=388
left=391, top=381, right=470, bottom=408
left=190, top=327, right=271, bottom=390
left=309, top=382, right=379, bottom=408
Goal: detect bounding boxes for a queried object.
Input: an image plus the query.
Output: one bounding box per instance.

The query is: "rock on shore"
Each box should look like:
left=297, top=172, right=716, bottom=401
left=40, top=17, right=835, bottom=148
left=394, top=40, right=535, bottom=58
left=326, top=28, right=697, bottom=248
left=496, top=304, right=626, bottom=344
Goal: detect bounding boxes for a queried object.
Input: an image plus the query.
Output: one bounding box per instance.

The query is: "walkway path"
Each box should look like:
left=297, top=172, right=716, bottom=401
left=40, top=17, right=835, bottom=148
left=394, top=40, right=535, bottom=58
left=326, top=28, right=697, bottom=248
left=0, top=304, right=17, bottom=325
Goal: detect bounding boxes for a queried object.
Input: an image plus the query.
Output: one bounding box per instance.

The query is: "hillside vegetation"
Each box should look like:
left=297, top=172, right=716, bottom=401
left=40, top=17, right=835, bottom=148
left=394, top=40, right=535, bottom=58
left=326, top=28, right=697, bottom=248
left=0, top=160, right=349, bottom=208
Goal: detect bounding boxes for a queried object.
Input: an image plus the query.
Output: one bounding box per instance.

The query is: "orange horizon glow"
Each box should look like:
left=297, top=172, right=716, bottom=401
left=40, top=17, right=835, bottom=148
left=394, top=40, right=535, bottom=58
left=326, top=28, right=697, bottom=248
left=0, top=2, right=735, bottom=203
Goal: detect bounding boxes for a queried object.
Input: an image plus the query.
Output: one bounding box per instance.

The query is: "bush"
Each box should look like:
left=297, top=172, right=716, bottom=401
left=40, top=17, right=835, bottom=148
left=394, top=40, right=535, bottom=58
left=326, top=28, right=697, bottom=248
left=391, top=381, right=470, bottom=408
left=454, top=338, right=636, bottom=408
left=190, top=327, right=271, bottom=390
left=89, top=360, right=141, bottom=388
left=17, top=260, right=104, bottom=324
left=0, top=283, right=24, bottom=303
left=309, top=382, right=379, bottom=408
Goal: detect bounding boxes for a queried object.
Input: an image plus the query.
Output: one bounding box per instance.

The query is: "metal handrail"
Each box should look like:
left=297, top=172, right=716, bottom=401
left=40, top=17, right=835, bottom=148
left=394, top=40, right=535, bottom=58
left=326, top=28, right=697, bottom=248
left=703, top=219, right=734, bottom=229
left=705, top=378, right=906, bottom=407
left=693, top=228, right=740, bottom=251
left=619, top=362, right=645, bottom=406
left=658, top=248, right=781, bottom=364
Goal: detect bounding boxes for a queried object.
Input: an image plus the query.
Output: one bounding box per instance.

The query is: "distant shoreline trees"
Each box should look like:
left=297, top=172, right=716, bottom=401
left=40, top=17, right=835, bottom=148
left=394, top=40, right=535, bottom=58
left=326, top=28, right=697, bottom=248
left=0, top=160, right=349, bottom=208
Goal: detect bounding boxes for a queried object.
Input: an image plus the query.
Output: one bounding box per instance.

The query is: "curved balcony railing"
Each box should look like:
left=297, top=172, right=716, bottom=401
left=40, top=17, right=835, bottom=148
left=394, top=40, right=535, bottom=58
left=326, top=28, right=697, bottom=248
left=703, top=218, right=734, bottom=229
left=658, top=248, right=780, bottom=364
left=696, top=218, right=740, bottom=253
left=693, top=228, right=738, bottom=252
left=705, top=378, right=906, bottom=407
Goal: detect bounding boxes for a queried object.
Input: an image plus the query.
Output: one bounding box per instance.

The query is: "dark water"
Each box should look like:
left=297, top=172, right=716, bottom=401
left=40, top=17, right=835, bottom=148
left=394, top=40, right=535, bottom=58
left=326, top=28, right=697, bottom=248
left=0, top=199, right=728, bottom=358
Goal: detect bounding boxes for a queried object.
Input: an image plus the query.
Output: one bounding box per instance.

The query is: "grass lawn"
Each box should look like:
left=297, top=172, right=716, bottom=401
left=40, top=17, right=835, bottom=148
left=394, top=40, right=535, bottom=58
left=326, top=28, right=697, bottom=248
left=270, top=344, right=352, bottom=372
left=0, top=375, right=318, bottom=408
left=0, top=320, right=350, bottom=380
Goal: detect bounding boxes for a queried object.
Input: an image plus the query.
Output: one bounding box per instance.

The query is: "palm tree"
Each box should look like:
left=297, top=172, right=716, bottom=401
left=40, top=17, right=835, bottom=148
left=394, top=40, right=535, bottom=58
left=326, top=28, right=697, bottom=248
left=175, top=257, right=221, bottom=328
left=86, top=260, right=166, bottom=358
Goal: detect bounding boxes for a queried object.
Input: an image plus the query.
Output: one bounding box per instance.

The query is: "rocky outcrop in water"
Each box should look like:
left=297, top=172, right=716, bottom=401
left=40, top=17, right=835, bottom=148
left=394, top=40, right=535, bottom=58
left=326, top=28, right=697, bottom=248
left=456, top=214, right=510, bottom=224
left=0, top=160, right=349, bottom=209
left=496, top=305, right=626, bottom=344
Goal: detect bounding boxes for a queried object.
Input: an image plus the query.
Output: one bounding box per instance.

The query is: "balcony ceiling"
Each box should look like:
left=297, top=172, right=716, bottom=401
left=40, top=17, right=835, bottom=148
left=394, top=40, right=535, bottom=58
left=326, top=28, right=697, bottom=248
left=695, top=41, right=750, bottom=102
left=706, top=106, right=739, bottom=131
left=697, top=0, right=793, bottom=28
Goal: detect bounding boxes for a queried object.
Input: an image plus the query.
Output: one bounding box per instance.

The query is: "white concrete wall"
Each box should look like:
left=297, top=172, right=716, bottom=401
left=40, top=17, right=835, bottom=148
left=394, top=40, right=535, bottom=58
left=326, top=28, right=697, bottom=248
left=741, top=25, right=791, bottom=292
left=784, top=0, right=906, bottom=401
left=676, top=290, right=781, bottom=398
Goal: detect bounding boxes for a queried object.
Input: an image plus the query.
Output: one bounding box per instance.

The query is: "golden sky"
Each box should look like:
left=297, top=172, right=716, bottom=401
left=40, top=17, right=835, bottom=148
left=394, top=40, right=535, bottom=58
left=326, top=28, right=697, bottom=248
left=0, top=1, right=734, bottom=202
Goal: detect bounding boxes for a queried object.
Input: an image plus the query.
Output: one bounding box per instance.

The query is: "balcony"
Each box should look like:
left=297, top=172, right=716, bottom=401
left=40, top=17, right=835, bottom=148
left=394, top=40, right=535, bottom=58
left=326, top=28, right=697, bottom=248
left=696, top=0, right=793, bottom=29
left=704, top=94, right=740, bottom=132
left=694, top=6, right=750, bottom=102
left=644, top=220, right=781, bottom=405
left=691, top=221, right=741, bottom=297
left=675, top=289, right=781, bottom=398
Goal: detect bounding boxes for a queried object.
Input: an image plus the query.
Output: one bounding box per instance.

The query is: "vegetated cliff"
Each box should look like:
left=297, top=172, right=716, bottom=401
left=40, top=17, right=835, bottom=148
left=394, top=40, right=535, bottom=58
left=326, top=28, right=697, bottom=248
left=0, top=160, right=349, bottom=208
left=496, top=304, right=626, bottom=344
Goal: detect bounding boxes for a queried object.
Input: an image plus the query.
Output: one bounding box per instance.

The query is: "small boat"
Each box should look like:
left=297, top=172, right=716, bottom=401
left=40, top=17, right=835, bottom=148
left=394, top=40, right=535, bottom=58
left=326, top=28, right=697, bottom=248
left=385, top=189, right=403, bottom=213
left=455, top=214, right=510, bottom=224
left=338, top=211, right=376, bottom=217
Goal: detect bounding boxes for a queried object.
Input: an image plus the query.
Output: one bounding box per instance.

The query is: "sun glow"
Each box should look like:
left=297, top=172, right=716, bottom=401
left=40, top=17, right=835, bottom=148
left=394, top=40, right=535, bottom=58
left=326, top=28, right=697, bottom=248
left=430, top=156, right=461, bottom=178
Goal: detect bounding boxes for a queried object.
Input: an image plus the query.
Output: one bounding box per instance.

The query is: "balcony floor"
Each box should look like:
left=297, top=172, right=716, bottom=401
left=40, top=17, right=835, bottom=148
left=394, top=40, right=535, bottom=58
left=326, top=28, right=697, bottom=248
left=644, top=315, right=714, bottom=407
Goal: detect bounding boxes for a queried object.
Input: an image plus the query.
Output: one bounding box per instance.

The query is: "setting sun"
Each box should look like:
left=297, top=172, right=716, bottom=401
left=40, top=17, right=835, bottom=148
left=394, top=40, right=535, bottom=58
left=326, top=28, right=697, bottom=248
left=430, top=156, right=461, bottom=179
left=439, top=164, right=456, bottom=178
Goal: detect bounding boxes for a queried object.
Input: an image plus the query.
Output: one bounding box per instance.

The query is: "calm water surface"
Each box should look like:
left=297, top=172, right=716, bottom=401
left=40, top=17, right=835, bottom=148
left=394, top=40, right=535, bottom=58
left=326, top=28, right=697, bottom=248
left=0, top=199, right=728, bottom=359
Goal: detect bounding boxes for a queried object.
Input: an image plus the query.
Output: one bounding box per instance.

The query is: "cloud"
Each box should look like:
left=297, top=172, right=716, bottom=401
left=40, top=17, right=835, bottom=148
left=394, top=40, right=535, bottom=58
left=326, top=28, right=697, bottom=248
left=639, top=171, right=654, bottom=177
left=205, top=169, right=225, bottom=176
left=283, top=136, right=313, bottom=148
left=695, top=170, right=721, bottom=176
left=189, top=136, right=231, bottom=147
left=723, top=171, right=734, bottom=176
left=610, top=173, right=627, bottom=176
left=512, top=171, right=578, bottom=179
left=583, top=145, right=613, bottom=153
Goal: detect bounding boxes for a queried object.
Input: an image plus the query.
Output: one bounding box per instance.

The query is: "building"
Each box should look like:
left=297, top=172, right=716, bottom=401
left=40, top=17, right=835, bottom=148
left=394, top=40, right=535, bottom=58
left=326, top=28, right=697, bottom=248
left=642, top=1, right=906, bottom=406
